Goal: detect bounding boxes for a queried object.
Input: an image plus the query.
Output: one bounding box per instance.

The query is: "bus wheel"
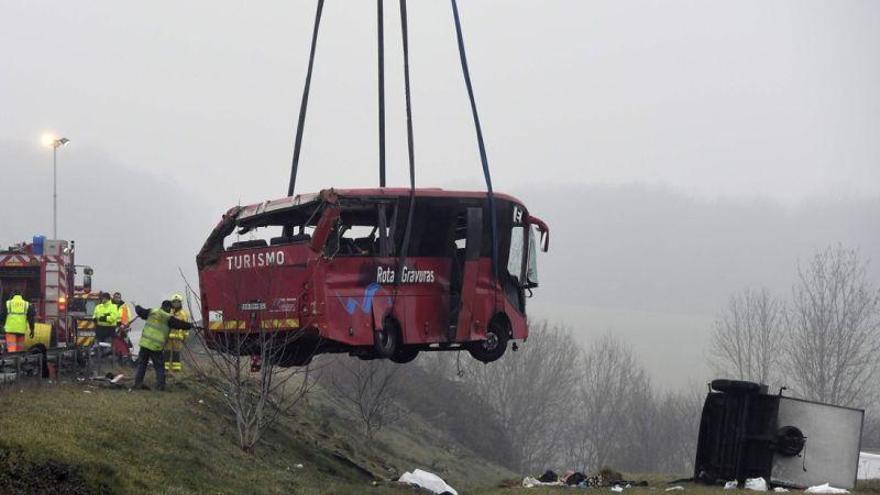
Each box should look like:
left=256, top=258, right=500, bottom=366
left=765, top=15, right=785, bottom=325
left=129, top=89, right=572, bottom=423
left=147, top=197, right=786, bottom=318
left=468, top=317, right=509, bottom=363
left=373, top=317, right=400, bottom=359
left=390, top=346, right=419, bottom=364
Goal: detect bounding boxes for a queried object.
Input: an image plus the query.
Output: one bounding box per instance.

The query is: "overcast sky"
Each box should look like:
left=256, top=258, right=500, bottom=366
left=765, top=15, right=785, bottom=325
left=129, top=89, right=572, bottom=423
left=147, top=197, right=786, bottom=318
left=2, top=1, right=879, bottom=388
left=3, top=0, right=879, bottom=206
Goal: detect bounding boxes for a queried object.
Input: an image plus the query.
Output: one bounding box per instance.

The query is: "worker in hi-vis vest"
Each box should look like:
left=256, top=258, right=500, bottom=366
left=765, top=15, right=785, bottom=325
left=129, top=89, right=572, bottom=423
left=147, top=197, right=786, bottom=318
left=111, top=291, right=133, bottom=362
left=92, top=292, right=120, bottom=346
left=164, top=293, right=190, bottom=372
left=132, top=300, right=193, bottom=391
left=0, top=290, right=36, bottom=353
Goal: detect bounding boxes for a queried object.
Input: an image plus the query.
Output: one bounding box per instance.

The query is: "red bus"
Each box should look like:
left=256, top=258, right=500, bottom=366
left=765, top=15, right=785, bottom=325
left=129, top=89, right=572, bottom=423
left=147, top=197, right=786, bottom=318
left=196, top=188, right=549, bottom=366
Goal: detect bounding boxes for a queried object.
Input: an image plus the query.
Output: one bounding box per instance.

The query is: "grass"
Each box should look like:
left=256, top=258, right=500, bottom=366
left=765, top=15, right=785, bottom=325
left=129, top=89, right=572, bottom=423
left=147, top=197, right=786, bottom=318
left=2, top=370, right=877, bottom=494
left=0, top=368, right=512, bottom=494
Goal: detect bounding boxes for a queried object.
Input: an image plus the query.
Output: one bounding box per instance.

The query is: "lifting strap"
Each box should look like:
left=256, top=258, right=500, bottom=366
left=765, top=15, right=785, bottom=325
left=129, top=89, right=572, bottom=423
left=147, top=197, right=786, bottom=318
left=392, top=0, right=418, bottom=306
left=287, top=0, right=325, bottom=198
left=450, top=0, right=499, bottom=282
left=377, top=0, right=387, bottom=187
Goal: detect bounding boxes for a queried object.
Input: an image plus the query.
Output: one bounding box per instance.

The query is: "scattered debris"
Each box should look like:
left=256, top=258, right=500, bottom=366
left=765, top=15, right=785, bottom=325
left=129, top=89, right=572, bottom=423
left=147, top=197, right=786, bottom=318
left=294, top=463, right=303, bottom=469
left=397, top=469, right=457, bottom=495
left=522, top=477, right=563, bottom=488
left=538, top=470, right=559, bottom=483
left=774, top=488, right=789, bottom=492
left=665, top=486, right=685, bottom=491
left=562, top=471, right=587, bottom=486
left=725, top=481, right=739, bottom=490
left=745, top=478, right=768, bottom=491
left=524, top=468, right=649, bottom=490
left=805, top=484, right=849, bottom=494
left=82, top=390, right=93, bottom=394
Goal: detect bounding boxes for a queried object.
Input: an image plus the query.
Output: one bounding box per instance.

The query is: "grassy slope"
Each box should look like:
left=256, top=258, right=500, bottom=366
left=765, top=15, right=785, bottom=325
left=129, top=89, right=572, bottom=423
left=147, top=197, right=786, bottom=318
left=0, top=371, right=513, bottom=495
left=4, top=374, right=876, bottom=495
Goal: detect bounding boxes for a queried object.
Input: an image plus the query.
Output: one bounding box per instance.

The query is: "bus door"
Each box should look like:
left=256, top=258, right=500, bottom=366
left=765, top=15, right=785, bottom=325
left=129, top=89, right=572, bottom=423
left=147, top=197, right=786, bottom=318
left=452, top=207, right=482, bottom=341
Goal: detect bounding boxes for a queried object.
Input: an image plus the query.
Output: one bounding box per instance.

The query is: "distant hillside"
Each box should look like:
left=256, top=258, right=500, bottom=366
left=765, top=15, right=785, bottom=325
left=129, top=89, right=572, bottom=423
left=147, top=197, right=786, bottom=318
left=517, top=184, right=880, bottom=388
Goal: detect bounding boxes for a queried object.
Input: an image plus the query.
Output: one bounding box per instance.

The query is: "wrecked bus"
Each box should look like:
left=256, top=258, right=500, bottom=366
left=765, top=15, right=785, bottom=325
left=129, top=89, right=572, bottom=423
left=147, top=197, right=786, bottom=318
left=196, top=188, right=549, bottom=366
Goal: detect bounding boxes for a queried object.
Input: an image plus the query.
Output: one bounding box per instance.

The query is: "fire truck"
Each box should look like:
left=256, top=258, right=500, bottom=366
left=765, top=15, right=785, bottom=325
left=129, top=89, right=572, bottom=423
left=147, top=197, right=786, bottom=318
left=0, top=236, right=94, bottom=353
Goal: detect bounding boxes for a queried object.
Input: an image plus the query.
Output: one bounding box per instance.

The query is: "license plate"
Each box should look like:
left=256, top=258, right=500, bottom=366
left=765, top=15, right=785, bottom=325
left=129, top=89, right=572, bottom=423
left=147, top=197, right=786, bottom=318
left=239, top=302, right=266, bottom=311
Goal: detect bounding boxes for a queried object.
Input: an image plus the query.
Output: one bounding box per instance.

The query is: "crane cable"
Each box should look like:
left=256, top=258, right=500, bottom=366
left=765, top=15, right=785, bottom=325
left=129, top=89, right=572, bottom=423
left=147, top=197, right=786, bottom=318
left=286, top=0, right=325, bottom=200
left=284, top=1, right=498, bottom=287
left=450, top=0, right=499, bottom=283
left=377, top=0, right=386, bottom=187
left=391, top=0, right=418, bottom=307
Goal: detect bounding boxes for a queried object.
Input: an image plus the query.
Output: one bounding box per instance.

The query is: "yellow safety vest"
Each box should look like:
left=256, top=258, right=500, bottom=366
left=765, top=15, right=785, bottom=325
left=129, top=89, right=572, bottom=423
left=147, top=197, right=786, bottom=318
left=93, top=301, right=119, bottom=327
left=4, top=296, right=29, bottom=335
left=169, top=308, right=190, bottom=340
left=140, top=309, right=172, bottom=352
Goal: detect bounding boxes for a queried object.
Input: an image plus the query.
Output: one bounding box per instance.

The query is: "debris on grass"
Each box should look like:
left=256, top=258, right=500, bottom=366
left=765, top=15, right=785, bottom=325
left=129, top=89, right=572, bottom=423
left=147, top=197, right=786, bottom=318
left=745, top=477, right=768, bottom=491
left=806, top=483, right=849, bottom=494
left=398, top=469, right=457, bottom=495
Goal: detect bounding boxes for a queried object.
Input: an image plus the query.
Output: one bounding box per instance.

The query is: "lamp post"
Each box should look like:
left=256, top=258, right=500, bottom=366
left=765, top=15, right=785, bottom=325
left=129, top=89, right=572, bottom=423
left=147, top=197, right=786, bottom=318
left=41, top=134, right=70, bottom=239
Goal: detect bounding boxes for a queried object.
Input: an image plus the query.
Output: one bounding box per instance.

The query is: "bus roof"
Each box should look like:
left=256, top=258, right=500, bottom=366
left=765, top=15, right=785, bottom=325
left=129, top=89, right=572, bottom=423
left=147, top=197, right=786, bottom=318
left=237, top=188, right=526, bottom=222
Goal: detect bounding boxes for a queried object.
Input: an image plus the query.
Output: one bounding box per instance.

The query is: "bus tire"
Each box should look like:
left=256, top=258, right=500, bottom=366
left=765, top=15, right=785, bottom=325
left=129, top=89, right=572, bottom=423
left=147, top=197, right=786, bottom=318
left=373, top=317, right=400, bottom=359
left=390, top=346, right=419, bottom=364
left=468, top=316, right=509, bottom=363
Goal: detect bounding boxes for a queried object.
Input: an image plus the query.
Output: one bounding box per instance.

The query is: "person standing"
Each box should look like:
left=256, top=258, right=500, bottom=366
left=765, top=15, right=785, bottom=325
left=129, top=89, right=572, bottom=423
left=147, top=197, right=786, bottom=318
left=111, top=292, right=133, bottom=364
left=0, top=290, right=36, bottom=353
left=132, top=300, right=193, bottom=391
left=92, top=292, right=119, bottom=349
left=164, top=293, right=190, bottom=372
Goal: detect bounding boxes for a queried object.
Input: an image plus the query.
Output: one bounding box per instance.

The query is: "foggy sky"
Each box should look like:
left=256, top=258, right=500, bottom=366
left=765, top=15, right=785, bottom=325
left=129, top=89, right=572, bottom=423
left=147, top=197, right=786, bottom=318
left=2, top=1, right=879, bottom=388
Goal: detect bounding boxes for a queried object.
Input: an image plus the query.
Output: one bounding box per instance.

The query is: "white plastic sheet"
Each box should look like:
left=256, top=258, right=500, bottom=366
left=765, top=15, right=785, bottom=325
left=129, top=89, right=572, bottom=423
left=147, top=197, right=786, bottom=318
left=859, top=452, right=880, bottom=479
left=724, top=481, right=739, bottom=490
left=805, top=483, right=849, bottom=494
left=522, top=477, right=563, bottom=488
left=611, top=485, right=624, bottom=492
left=398, top=469, right=458, bottom=495
left=745, top=477, right=768, bottom=491
left=665, top=486, right=685, bottom=491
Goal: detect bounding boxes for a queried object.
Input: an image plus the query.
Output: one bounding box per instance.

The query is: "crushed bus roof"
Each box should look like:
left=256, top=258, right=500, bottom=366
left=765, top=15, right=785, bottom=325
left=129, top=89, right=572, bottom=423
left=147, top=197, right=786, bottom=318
left=236, top=188, right=525, bottom=223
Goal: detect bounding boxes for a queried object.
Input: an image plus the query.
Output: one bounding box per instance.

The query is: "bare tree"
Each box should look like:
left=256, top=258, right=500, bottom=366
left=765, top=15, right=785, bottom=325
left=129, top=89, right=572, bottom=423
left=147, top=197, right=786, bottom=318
left=460, top=322, right=581, bottom=472
left=784, top=246, right=880, bottom=407
left=181, top=275, right=318, bottom=454
left=651, top=388, right=705, bottom=474
left=326, top=358, right=405, bottom=439
left=710, top=288, right=785, bottom=385
left=566, top=334, right=648, bottom=472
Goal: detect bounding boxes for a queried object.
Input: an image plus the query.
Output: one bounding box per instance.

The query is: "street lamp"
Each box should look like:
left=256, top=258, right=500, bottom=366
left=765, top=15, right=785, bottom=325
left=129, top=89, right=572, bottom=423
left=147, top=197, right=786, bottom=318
left=41, top=133, right=70, bottom=240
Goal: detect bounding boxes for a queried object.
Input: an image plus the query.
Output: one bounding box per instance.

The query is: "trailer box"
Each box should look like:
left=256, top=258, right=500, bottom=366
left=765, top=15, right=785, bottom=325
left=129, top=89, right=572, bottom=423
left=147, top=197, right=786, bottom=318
left=694, top=379, right=863, bottom=490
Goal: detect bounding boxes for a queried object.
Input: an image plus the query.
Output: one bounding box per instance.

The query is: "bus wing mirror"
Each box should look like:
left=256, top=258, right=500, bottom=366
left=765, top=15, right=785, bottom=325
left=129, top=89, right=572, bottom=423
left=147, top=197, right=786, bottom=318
left=528, top=215, right=550, bottom=252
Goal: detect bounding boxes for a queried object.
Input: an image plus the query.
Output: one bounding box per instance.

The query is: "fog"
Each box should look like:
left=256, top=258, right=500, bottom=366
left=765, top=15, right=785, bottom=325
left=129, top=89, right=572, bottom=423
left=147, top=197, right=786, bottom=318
left=2, top=1, right=879, bottom=389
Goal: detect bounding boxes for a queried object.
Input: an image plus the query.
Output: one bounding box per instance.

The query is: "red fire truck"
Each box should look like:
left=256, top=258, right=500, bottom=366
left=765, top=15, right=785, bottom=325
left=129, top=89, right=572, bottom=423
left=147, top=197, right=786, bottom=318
left=0, top=237, right=93, bottom=352
left=197, top=188, right=549, bottom=366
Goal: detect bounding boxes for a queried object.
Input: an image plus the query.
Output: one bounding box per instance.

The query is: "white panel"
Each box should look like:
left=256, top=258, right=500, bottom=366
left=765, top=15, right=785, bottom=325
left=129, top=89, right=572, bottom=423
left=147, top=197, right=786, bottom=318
left=771, top=397, right=863, bottom=489
left=45, top=287, right=59, bottom=300
left=45, top=303, right=59, bottom=315
left=45, top=241, right=63, bottom=255
left=46, top=273, right=59, bottom=286
left=46, top=262, right=59, bottom=271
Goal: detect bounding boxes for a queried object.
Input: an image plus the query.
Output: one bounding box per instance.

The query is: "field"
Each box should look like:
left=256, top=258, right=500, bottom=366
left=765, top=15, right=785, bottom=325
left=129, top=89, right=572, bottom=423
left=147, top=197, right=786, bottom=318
left=1, top=370, right=877, bottom=495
